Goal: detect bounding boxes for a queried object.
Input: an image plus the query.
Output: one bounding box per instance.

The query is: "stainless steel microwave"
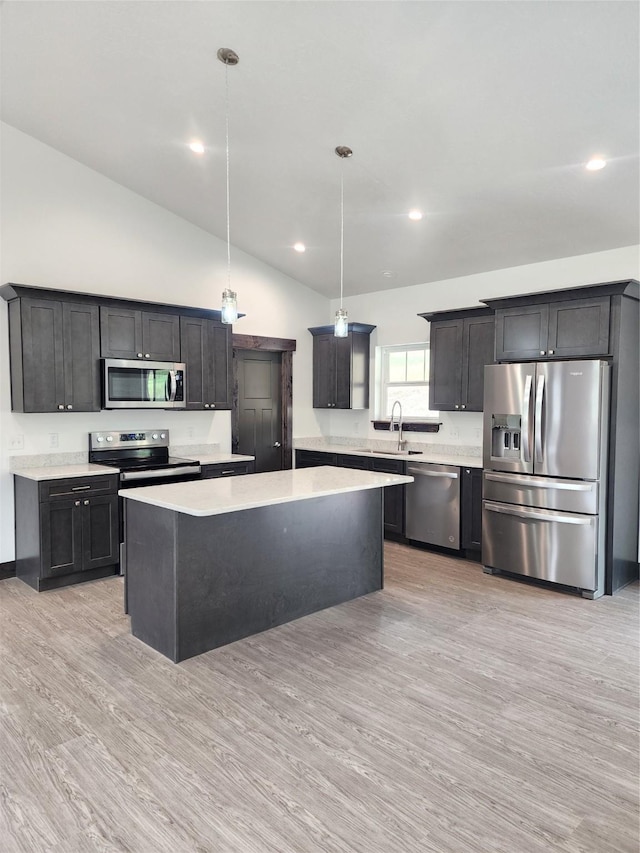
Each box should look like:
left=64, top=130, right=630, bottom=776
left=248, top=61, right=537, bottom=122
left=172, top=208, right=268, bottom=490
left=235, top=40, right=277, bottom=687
left=102, top=359, right=186, bottom=409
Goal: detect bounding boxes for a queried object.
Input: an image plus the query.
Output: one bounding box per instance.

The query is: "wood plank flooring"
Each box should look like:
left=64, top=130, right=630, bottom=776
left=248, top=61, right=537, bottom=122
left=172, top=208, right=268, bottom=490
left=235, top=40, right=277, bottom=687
left=0, top=542, right=638, bottom=853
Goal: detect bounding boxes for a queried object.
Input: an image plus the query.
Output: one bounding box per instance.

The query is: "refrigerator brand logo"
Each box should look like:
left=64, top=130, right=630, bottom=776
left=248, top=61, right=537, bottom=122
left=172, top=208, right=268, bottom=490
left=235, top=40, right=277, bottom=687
left=569, top=371, right=583, bottom=376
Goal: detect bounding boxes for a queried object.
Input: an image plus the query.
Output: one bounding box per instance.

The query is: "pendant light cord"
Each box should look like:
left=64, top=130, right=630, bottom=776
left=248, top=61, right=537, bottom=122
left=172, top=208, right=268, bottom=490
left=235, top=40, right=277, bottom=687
left=225, top=61, right=231, bottom=289
left=340, top=159, right=344, bottom=310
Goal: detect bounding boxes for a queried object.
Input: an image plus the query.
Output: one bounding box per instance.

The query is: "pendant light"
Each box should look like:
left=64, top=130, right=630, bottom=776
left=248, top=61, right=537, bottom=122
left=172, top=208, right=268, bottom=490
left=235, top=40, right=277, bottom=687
left=218, top=47, right=239, bottom=324
left=334, top=145, right=352, bottom=337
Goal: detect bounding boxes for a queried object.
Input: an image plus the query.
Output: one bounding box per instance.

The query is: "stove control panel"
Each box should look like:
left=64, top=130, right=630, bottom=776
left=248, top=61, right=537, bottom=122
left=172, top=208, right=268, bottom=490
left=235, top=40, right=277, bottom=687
left=89, top=430, right=170, bottom=451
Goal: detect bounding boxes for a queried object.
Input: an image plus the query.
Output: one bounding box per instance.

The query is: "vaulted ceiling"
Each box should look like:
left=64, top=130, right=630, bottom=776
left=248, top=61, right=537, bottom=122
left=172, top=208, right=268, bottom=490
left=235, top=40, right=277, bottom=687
left=2, top=1, right=638, bottom=298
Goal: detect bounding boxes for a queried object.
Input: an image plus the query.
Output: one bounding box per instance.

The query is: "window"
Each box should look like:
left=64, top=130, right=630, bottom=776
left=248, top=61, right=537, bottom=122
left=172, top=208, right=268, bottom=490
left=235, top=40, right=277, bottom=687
left=378, top=343, right=439, bottom=420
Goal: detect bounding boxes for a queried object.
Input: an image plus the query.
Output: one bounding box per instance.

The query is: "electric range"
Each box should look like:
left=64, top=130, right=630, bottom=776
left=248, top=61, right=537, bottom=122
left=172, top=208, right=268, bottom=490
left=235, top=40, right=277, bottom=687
left=88, top=430, right=201, bottom=486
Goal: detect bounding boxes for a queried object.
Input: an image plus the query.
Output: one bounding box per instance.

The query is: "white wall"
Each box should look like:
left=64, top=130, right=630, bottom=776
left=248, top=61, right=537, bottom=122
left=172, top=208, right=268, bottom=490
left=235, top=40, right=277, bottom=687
left=328, top=244, right=640, bottom=446
left=0, top=123, right=331, bottom=562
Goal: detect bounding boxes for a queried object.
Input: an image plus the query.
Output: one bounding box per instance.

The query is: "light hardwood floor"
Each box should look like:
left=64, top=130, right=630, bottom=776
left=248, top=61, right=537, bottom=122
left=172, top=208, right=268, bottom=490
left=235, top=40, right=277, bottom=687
left=1, top=542, right=638, bottom=853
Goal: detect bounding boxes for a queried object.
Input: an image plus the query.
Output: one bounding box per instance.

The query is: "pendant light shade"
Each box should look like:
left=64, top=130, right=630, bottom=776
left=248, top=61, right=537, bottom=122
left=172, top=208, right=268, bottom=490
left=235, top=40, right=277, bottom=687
left=218, top=47, right=239, bottom=324
left=221, top=287, right=238, bottom=324
left=334, top=145, right=352, bottom=337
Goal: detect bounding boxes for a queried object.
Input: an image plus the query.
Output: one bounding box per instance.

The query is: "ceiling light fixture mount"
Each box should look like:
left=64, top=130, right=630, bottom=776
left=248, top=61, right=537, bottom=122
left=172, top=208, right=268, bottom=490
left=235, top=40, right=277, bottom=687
left=585, top=157, right=607, bottom=171
left=218, top=47, right=239, bottom=324
left=334, top=145, right=353, bottom=338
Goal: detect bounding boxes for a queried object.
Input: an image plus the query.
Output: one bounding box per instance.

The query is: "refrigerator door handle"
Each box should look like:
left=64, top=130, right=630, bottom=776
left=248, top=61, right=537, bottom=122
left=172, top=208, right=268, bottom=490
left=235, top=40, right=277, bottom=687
left=484, top=502, right=592, bottom=525
left=484, top=472, right=593, bottom=491
left=522, top=374, right=533, bottom=463
left=534, top=374, right=545, bottom=463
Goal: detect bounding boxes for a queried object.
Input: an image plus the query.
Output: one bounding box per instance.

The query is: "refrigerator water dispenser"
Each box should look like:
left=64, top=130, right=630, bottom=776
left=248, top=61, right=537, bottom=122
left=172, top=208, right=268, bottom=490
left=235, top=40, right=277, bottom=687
left=491, top=415, right=522, bottom=459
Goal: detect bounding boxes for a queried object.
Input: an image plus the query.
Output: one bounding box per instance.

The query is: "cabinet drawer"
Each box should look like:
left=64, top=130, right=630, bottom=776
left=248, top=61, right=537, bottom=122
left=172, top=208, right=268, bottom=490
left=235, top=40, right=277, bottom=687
left=39, top=474, right=118, bottom=502
left=372, top=458, right=405, bottom=475
left=295, top=451, right=338, bottom=468
left=200, top=462, right=254, bottom=479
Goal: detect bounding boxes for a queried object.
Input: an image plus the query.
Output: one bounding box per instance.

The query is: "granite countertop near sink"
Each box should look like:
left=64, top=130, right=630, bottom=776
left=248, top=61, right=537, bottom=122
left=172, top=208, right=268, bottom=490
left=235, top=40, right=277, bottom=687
left=295, top=439, right=483, bottom=469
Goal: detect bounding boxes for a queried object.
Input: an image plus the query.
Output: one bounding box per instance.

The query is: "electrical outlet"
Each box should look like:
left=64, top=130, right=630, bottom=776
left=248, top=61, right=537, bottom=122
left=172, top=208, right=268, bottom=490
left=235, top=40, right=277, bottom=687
left=8, top=434, right=24, bottom=450
left=475, top=428, right=482, bottom=440
left=187, top=427, right=194, bottom=439
left=354, top=421, right=361, bottom=434
left=49, top=433, right=59, bottom=449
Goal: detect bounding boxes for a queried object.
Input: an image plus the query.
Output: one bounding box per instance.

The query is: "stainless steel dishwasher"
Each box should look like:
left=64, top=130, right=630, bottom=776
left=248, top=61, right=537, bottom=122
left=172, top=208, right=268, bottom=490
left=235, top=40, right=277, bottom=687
left=405, top=462, right=460, bottom=549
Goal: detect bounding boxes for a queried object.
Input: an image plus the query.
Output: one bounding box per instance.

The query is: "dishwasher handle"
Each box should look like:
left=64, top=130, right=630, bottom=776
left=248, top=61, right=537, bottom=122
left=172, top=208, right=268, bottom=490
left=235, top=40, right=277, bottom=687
left=407, top=467, right=458, bottom=479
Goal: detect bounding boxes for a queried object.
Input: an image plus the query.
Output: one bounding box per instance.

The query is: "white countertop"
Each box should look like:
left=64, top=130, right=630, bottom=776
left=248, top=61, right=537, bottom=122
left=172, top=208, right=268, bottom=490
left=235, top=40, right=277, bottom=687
left=13, top=464, right=119, bottom=481
left=120, top=466, right=413, bottom=517
left=295, top=442, right=482, bottom=469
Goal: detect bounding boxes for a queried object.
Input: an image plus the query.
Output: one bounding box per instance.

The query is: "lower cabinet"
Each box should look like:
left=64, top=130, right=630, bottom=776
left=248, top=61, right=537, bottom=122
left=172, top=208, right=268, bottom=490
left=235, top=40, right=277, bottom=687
left=461, top=467, right=483, bottom=551
left=200, top=461, right=255, bottom=479
left=295, top=450, right=338, bottom=468
left=14, top=474, right=120, bottom=591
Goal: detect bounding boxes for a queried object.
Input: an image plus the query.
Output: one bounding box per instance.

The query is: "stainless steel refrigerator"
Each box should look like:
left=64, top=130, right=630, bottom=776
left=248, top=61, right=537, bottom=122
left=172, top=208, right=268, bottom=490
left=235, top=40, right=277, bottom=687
left=482, top=359, right=609, bottom=598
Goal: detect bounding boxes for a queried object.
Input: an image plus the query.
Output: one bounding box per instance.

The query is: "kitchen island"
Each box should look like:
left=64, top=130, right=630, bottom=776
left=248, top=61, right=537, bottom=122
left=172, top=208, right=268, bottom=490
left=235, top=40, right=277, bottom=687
left=121, top=466, right=412, bottom=662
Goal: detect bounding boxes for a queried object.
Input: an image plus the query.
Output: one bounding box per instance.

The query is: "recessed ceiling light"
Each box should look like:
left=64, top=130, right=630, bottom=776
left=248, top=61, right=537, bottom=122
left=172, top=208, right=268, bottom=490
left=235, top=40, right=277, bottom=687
left=585, top=157, right=606, bottom=171
left=189, top=141, right=205, bottom=155
left=408, top=209, right=423, bottom=221
left=381, top=270, right=395, bottom=278
left=293, top=242, right=306, bottom=253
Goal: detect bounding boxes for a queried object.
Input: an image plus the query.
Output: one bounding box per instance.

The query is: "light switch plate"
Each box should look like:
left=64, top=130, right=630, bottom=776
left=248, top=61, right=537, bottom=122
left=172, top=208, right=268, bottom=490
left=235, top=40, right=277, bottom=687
left=8, top=434, right=24, bottom=450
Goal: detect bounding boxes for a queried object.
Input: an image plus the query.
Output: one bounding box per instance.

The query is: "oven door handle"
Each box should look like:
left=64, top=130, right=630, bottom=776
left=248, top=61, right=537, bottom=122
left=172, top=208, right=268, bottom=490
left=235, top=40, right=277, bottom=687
left=120, top=465, right=201, bottom=482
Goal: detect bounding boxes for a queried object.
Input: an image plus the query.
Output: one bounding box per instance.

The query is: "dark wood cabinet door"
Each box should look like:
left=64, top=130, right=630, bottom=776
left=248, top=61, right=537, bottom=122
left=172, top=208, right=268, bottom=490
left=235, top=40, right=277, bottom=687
left=295, top=450, right=338, bottom=468
left=62, top=302, right=101, bottom=411
left=337, top=454, right=373, bottom=471
left=141, top=311, right=181, bottom=361
left=100, top=307, right=143, bottom=358
left=40, top=499, right=83, bottom=577
left=495, top=304, right=550, bottom=361
left=180, top=316, right=208, bottom=409
left=20, top=298, right=65, bottom=412
left=334, top=335, right=353, bottom=408
left=461, top=467, right=483, bottom=550
left=547, top=297, right=610, bottom=358
left=180, top=317, right=231, bottom=410
left=461, top=316, right=495, bottom=411
left=208, top=321, right=232, bottom=408
left=372, top=458, right=405, bottom=536
left=312, top=335, right=336, bottom=408
left=429, top=319, right=463, bottom=411
left=82, top=494, right=119, bottom=571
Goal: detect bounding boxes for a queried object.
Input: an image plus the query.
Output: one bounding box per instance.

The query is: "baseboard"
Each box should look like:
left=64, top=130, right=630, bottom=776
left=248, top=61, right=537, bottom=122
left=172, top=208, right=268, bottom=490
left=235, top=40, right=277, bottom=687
left=0, top=561, right=16, bottom=580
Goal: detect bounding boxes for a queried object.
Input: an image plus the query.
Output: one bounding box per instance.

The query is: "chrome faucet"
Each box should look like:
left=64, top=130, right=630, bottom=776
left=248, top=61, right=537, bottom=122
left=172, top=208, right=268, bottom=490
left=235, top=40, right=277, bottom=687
left=390, top=400, right=404, bottom=451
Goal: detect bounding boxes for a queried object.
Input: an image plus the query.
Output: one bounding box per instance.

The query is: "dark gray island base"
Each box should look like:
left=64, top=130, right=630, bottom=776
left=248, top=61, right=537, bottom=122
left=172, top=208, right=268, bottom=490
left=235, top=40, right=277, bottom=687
left=125, top=488, right=384, bottom=662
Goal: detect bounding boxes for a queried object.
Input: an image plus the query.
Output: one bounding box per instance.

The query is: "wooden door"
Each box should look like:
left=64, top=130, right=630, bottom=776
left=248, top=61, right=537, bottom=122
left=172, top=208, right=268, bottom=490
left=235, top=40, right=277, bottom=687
left=208, top=321, right=232, bottom=408
left=100, top=307, right=143, bottom=358
left=237, top=350, right=283, bottom=472
left=461, top=467, right=483, bottom=550
left=547, top=297, right=610, bottom=358
left=312, top=334, right=336, bottom=407
left=141, top=311, right=181, bottom=361
left=82, top=494, right=119, bottom=571
left=40, top=500, right=83, bottom=577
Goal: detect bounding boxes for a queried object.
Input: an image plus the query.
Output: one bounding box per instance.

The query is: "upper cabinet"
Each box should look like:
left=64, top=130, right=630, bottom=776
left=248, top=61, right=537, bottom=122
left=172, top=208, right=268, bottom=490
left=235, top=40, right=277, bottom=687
left=1, top=284, right=234, bottom=413
left=483, top=285, right=624, bottom=362
left=6, top=295, right=100, bottom=412
left=308, top=324, right=376, bottom=409
left=100, top=306, right=180, bottom=361
left=180, top=316, right=232, bottom=410
left=419, top=307, right=494, bottom=412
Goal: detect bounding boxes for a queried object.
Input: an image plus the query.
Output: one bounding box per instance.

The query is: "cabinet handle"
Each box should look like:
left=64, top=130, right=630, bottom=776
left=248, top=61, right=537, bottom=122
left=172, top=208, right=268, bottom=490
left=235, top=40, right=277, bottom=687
left=204, top=404, right=209, bottom=408
left=549, top=349, right=555, bottom=355
left=454, top=404, right=459, bottom=409
left=66, top=404, right=73, bottom=410
left=137, top=352, right=143, bottom=358
left=145, top=353, right=150, bottom=358
left=210, top=403, right=216, bottom=408
left=461, top=404, right=466, bottom=409
left=540, top=350, right=546, bottom=356
left=71, top=485, right=91, bottom=491
left=74, top=500, right=81, bottom=506
left=221, top=470, right=235, bottom=475
left=83, top=500, right=90, bottom=506
left=58, top=404, right=64, bottom=410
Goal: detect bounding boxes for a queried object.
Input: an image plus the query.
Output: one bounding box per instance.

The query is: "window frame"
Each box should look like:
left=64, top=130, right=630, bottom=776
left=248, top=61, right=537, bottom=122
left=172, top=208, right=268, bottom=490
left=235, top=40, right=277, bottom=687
left=376, top=342, right=440, bottom=423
